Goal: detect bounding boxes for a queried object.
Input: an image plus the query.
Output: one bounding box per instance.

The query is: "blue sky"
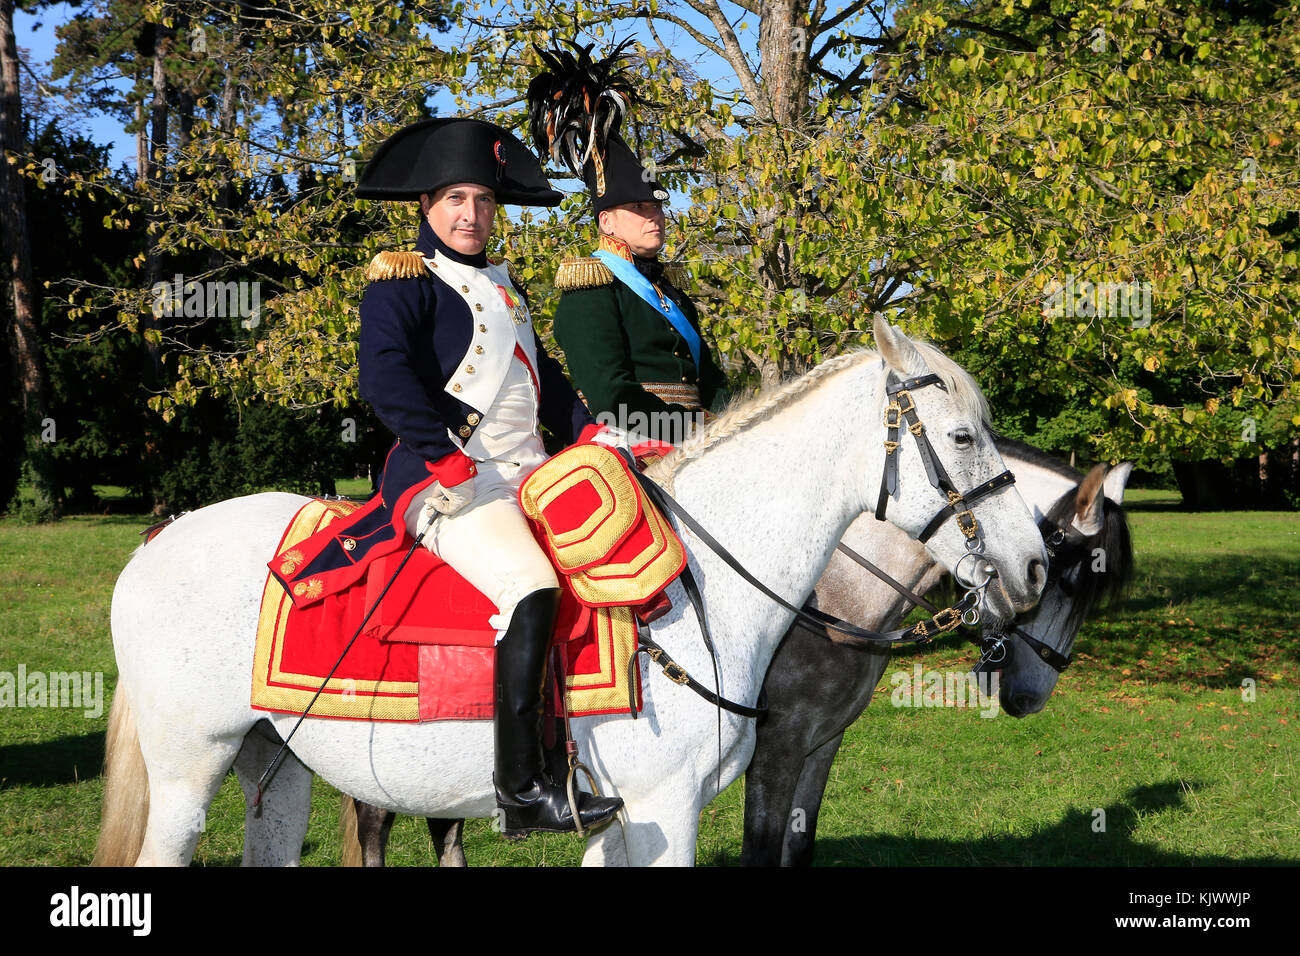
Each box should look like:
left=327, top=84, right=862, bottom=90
left=14, top=2, right=882, bottom=187
left=14, top=3, right=746, bottom=173
left=16, top=2, right=138, bottom=166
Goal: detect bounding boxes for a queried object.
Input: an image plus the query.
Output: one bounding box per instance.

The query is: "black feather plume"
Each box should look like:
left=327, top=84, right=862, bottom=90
left=525, top=38, right=640, bottom=178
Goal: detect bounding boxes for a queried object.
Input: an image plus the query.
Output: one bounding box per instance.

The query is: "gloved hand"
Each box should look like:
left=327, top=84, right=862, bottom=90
left=589, top=425, right=633, bottom=454
left=423, top=477, right=475, bottom=519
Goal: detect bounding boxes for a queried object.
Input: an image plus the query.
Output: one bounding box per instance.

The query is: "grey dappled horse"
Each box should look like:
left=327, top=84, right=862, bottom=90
left=339, top=438, right=1131, bottom=866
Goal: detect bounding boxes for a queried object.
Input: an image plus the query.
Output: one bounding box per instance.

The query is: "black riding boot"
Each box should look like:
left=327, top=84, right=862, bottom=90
left=493, top=588, right=623, bottom=838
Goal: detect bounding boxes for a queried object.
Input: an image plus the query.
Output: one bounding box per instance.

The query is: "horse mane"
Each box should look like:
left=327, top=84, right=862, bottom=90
left=993, top=435, right=1084, bottom=482
left=646, top=340, right=991, bottom=482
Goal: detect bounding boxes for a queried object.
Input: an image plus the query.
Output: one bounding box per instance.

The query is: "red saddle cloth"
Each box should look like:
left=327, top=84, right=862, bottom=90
left=250, top=445, right=683, bottom=722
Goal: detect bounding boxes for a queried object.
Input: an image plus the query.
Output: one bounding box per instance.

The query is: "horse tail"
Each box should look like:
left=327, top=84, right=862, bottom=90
left=339, top=793, right=364, bottom=867
left=92, top=685, right=149, bottom=866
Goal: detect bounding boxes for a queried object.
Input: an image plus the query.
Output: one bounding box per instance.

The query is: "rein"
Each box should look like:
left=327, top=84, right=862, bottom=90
left=618, top=369, right=1039, bottom=719
left=251, top=516, right=431, bottom=812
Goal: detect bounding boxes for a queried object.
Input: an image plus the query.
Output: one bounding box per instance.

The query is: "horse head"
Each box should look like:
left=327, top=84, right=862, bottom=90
left=867, top=319, right=1048, bottom=621
left=996, top=461, right=1135, bottom=716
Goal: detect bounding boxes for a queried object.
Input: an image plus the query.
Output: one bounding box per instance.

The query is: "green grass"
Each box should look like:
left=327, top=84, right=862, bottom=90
left=1, top=500, right=1296, bottom=866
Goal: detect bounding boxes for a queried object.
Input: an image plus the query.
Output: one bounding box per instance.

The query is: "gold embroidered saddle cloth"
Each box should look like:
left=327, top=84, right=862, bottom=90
left=250, top=443, right=685, bottom=721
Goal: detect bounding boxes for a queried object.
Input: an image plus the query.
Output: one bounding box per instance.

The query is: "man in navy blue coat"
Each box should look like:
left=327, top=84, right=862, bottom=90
left=320, top=118, right=622, bottom=838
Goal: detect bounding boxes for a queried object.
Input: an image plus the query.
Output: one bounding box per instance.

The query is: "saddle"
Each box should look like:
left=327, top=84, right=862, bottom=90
left=250, top=443, right=684, bottom=722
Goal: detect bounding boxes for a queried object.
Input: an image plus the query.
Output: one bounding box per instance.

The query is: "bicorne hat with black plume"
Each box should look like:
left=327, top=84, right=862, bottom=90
left=526, top=39, right=669, bottom=214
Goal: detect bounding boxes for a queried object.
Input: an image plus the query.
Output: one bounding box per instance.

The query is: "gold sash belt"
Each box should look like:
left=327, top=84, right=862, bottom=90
left=642, top=382, right=702, bottom=409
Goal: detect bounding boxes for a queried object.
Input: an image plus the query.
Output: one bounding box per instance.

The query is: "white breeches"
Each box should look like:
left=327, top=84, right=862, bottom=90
left=403, top=434, right=557, bottom=629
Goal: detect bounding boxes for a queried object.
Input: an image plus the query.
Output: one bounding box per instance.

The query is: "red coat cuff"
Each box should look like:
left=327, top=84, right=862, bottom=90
left=631, top=439, right=674, bottom=460
left=426, top=451, right=477, bottom=486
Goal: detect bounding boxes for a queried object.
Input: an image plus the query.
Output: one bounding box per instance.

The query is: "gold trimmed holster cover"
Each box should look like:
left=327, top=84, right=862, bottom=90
left=520, top=443, right=685, bottom=607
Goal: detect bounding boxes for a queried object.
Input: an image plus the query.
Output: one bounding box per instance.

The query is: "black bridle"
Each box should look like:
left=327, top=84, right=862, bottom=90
left=972, top=520, right=1076, bottom=675
left=619, top=367, right=1030, bottom=716
left=874, top=372, right=1018, bottom=554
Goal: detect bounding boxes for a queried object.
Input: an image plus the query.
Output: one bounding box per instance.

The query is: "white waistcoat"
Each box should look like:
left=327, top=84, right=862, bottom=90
left=422, top=250, right=541, bottom=460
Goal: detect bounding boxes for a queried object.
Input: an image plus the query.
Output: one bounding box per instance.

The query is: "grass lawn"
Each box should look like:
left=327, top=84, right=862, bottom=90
left=1, top=490, right=1296, bottom=866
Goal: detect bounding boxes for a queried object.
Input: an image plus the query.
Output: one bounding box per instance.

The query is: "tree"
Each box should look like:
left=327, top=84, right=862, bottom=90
left=40, top=0, right=452, bottom=509
left=67, top=0, right=1300, bottom=501
left=1, top=0, right=83, bottom=517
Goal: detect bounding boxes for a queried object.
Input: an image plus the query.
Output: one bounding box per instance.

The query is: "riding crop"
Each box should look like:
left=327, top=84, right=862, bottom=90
left=252, top=512, right=433, bottom=814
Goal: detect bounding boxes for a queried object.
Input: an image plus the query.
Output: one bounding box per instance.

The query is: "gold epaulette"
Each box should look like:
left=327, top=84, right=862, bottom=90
left=366, top=251, right=427, bottom=281
left=555, top=257, right=616, bottom=291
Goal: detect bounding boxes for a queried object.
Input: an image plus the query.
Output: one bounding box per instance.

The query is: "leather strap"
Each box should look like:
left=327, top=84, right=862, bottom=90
left=628, top=625, right=767, bottom=718
left=917, top=470, right=1017, bottom=544
left=622, top=450, right=973, bottom=648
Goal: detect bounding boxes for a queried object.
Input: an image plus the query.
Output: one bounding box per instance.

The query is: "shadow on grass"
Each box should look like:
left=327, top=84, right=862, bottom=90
left=704, top=780, right=1291, bottom=866
left=0, top=731, right=106, bottom=788
left=1123, top=554, right=1297, bottom=617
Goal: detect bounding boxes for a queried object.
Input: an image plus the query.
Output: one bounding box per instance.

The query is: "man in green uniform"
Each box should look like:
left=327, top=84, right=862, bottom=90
left=526, top=43, right=729, bottom=444
left=550, top=135, right=729, bottom=445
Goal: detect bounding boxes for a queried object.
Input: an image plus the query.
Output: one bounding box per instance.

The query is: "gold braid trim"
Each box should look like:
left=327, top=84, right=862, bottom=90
left=555, top=257, right=616, bottom=291
left=366, top=250, right=427, bottom=281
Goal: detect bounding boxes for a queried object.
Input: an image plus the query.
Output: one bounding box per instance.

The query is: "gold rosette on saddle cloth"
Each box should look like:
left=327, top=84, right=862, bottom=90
left=520, top=443, right=685, bottom=610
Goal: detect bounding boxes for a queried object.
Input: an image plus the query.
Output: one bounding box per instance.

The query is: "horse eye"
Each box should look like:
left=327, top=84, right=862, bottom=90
left=953, top=430, right=973, bottom=447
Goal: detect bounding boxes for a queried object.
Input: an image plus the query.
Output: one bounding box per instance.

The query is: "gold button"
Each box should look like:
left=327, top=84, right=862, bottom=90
left=342, top=538, right=356, bottom=552
left=475, top=303, right=483, bottom=311
left=458, top=425, right=471, bottom=438
left=461, top=284, right=469, bottom=293
left=452, top=383, right=462, bottom=392
left=474, top=345, right=484, bottom=354
left=429, top=261, right=437, bottom=268
left=681, top=376, right=689, bottom=383
left=467, top=413, right=481, bottom=425
left=479, top=324, right=487, bottom=332
left=466, top=365, right=475, bottom=374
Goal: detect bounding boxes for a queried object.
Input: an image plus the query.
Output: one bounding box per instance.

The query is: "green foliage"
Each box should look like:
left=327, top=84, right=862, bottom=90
left=152, top=400, right=376, bottom=509
left=37, top=0, right=1297, bottom=496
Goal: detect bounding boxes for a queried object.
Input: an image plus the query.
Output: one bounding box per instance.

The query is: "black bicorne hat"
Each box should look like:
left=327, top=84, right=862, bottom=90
left=583, top=134, right=669, bottom=215
left=356, top=118, right=562, bottom=206
left=525, top=40, right=669, bottom=215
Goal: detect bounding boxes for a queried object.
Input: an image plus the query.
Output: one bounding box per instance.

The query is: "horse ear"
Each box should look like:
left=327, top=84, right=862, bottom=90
left=874, top=317, right=926, bottom=377
left=1103, top=461, right=1133, bottom=505
left=1072, top=463, right=1107, bottom=536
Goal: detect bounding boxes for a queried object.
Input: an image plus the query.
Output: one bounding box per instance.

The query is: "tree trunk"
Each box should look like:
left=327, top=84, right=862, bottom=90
left=757, top=0, right=812, bottom=127
left=141, top=10, right=172, bottom=513
left=0, top=0, right=59, bottom=517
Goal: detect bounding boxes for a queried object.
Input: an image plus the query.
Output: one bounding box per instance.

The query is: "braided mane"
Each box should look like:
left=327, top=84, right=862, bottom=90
left=645, top=340, right=990, bottom=483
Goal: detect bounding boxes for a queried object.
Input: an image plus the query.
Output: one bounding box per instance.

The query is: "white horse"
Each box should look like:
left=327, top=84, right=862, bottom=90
left=94, top=321, right=1048, bottom=866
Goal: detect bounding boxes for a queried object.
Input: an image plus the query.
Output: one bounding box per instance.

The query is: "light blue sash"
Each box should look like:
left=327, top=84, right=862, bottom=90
left=593, top=250, right=701, bottom=370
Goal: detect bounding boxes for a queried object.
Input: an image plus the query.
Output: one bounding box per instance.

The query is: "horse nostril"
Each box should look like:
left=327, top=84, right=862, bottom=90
left=1028, top=558, right=1046, bottom=593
